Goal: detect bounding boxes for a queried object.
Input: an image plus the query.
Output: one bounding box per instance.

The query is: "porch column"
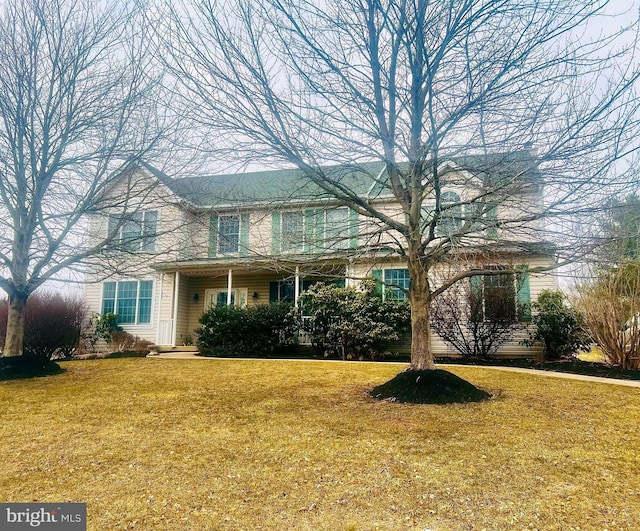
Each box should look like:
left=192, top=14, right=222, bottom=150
left=294, top=266, right=300, bottom=304
left=172, top=271, right=180, bottom=346
left=227, top=269, right=233, bottom=306
left=155, top=271, right=165, bottom=345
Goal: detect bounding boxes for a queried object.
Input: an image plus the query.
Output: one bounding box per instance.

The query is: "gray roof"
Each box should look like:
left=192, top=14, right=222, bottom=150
left=139, top=151, right=538, bottom=209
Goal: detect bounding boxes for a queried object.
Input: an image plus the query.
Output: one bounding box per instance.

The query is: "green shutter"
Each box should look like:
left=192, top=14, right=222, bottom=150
left=314, top=209, right=325, bottom=252
left=271, top=212, right=281, bottom=255
left=348, top=208, right=359, bottom=249
left=372, top=269, right=383, bottom=299
left=486, top=202, right=499, bottom=239
left=516, top=266, right=532, bottom=322
left=240, top=213, right=250, bottom=256
left=209, top=215, right=219, bottom=257
left=269, top=281, right=279, bottom=303
left=470, top=275, right=484, bottom=322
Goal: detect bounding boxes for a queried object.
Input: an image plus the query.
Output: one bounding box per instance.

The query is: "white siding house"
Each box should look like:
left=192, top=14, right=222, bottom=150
left=84, top=152, right=557, bottom=356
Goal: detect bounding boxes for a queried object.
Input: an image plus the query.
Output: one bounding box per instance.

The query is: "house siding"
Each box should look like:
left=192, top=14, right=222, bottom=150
left=84, top=160, right=557, bottom=357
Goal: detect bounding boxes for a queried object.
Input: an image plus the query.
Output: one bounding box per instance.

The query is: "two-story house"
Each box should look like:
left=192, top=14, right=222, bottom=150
left=84, top=152, right=557, bottom=356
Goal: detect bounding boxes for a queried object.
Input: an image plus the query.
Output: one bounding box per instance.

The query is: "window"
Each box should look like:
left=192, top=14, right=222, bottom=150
left=270, top=280, right=297, bottom=303
left=101, top=280, right=153, bottom=325
left=372, top=268, right=410, bottom=301
left=218, top=215, right=240, bottom=254
left=108, top=211, right=158, bottom=252
left=282, top=211, right=304, bottom=253
left=272, top=208, right=357, bottom=254
left=325, top=208, right=350, bottom=250
left=437, top=191, right=462, bottom=236
left=470, top=266, right=531, bottom=322
left=210, top=214, right=249, bottom=256
left=268, top=278, right=346, bottom=303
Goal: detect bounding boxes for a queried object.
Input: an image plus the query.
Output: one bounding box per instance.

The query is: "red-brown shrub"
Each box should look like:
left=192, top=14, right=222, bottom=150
left=0, top=292, right=87, bottom=360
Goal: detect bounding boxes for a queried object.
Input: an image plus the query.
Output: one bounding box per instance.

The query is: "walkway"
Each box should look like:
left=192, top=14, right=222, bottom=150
left=147, top=353, right=640, bottom=388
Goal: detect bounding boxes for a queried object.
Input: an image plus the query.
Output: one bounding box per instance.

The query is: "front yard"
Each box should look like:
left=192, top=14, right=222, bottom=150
left=1, top=358, right=639, bottom=530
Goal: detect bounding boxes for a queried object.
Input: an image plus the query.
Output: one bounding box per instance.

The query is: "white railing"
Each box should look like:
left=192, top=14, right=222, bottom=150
left=298, top=316, right=312, bottom=345
left=157, top=319, right=174, bottom=346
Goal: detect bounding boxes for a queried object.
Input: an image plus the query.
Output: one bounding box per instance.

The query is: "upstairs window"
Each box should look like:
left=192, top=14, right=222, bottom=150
left=209, top=213, right=250, bottom=256
left=271, top=208, right=358, bottom=254
left=218, top=215, right=240, bottom=254
left=108, top=211, right=158, bottom=252
left=281, top=211, right=304, bottom=253
left=437, top=191, right=462, bottom=236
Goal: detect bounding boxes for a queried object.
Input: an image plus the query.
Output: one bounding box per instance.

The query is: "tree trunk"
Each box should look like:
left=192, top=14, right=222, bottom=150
left=3, top=292, right=28, bottom=357
left=408, top=261, right=436, bottom=370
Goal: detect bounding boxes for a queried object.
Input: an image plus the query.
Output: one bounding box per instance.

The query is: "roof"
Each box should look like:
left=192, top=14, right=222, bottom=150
left=138, top=150, right=539, bottom=209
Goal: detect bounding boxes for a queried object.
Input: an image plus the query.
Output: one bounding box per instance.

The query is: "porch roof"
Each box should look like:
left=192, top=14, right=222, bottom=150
left=150, top=254, right=355, bottom=274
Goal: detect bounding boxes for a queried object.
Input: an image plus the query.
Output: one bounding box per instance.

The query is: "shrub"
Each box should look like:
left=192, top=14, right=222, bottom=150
left=79, top=313, right=151, bottom=355
left=197, top=302, right=298, bottom=357
left=0, top=292, right=87, bottom=360
left=525, top=290, right=590, bottom=360
left=576, top=262, right=640, bottom=369
left=299, top=280, right=410, bottom=360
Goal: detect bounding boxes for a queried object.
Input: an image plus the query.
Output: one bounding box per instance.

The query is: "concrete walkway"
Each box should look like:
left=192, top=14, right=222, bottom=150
left=147, top=352, right=640, bottom=388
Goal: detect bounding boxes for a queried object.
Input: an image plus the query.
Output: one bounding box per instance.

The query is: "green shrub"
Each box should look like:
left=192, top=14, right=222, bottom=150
left=526, top=290, right=590, bottom=360
left=300, top=280, right=410, bottom=360
left=197, top=302, right=298, bottom=357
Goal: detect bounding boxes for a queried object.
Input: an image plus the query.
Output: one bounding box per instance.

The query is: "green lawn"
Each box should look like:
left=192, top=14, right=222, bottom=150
left=1, top=358, right=640, bottom=530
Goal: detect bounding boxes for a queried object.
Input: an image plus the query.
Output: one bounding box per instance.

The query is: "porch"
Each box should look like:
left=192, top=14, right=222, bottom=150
left=153, top=260, right=348, bottom=347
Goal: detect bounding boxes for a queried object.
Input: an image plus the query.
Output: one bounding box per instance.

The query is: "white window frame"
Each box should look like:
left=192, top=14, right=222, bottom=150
left=381, top=268, right=411, bottom=302
left=108, top=210, right=158, bottom=252
left=216, top=214, right=241, bottom=255
left=280, top=210, right=304, bottom=254
left=101, top=279, right=154, bottom=326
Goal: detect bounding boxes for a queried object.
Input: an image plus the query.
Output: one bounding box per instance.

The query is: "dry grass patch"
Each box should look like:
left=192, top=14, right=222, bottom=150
left=1, top=358, right=640, bottom=530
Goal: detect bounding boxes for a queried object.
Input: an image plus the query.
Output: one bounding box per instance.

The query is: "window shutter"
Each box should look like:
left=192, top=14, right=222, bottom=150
left=314, top=210, right=325, bottom=252
left=470, top=275, right=484, bottom=322
left=516, top=266, right=532, bottom=322
left=240, top=213, right=250, bottom=255
left=372, top=269, right=383, bottom=299
left=269, top=281, right=279, bottom=303
left=209, top=216, right=218, bottom=257
left=486, top=202, right=499, bottom=239
left=271, top=212, right=281, bottom=255
left=348, top=208, right=359, bottom=249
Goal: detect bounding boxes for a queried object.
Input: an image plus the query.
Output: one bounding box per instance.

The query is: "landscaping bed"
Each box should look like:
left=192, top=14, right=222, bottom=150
left=438, top=357, right=640, bottom=381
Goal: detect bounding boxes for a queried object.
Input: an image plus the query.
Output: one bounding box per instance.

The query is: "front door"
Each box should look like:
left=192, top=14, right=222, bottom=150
left=205, top=288, right=248, bottom=309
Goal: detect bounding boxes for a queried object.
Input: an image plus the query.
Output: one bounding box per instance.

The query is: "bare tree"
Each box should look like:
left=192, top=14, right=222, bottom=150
left=157, top=0, right=640, bottom=370
left=0, top=0, right=166, bottom=356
